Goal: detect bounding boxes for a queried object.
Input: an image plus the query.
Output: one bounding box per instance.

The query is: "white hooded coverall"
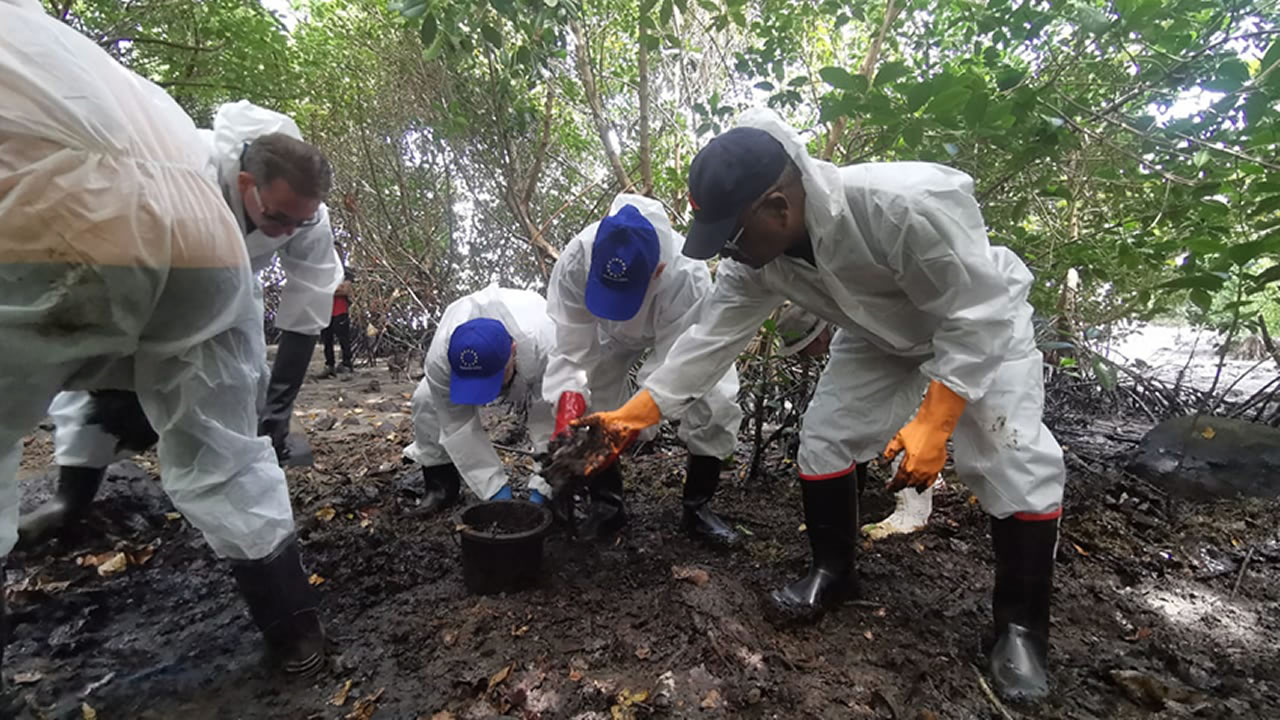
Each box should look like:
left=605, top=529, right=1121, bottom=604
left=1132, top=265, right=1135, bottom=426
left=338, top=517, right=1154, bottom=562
left=644, top=110, right=1065, bottom=518
left=0, top=0, right=295, bottom=560
left=542, top=194, right=743, bottom=460
left=403, top=286, right=557, bottom=500
left=49, top=100, right=344, bottom=469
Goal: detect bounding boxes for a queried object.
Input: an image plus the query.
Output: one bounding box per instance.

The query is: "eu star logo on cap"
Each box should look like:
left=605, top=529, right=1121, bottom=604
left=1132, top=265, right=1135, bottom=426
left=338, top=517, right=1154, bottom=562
left=684, top=126, right=789, bottom=260
left=448, top=317, right=512, bottom=405
left=585, top=204, right=661, bottom=321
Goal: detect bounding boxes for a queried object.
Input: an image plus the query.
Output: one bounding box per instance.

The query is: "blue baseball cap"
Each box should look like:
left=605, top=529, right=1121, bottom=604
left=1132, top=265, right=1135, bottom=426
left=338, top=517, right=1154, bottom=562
left=684, top=127, right=789, bottom=260
left=585, top=204, right=661, bottom=321
left=448, top=317, right=512, bottom=405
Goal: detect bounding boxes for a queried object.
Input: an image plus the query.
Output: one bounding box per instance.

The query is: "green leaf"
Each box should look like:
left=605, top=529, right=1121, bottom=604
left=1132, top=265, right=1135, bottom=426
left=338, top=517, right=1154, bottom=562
left=481, top=23, right=502, bottom=48
left=996, top=67, right=1025, bottom=91
left=1194, top=149, right=1211, bottom=168
left=516, top=45, right=532, bottom=66
left=420, top=11, right=438, bottom=47
left=660, top=0, right=674, bottom=25
left=397, top=0, right=429, bottom=19
left=818, top=66, right=863, bottom=91
left=1261, top=39, right=1280, bottom=89
left=905, top=82, right=932, bottom=112
left=490, top=0, right=516, bottom=17
left=1158, top=273, right=1227, bottom=291
left=1227, top=240, right=1268, bottom=266
left=642, top=33, right=661, bottom=51
left=1249, top=264, right=1280, bottom=288
left=1205, top=58, right=1250, bottom=93
left=927, top=86, right=971, bottom=116
left=1090, top=356, right=1117, bottom=391
left=873, top=60, right=910, bottom=87
left=1252, top=194, right=1280, bottom=216
left=697, top=0, right=718, bottom=12
left=1189, top=288, right=1213, bottom=312
left=902, top=122, right=923, bottom=148
left=964, top=90, right=988, bottom=127
left=754, top=81, right=775, bottom=91
left=788, top=75, right=809, bottom=88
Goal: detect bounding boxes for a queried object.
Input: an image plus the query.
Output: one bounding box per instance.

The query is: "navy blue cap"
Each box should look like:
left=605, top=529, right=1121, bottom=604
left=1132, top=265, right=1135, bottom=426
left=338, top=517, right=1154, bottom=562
left=684, top=127, right=789, bottom=259
left=448, top=317, right=512, bottom=405
left=585, top=204, right=661, bottom=321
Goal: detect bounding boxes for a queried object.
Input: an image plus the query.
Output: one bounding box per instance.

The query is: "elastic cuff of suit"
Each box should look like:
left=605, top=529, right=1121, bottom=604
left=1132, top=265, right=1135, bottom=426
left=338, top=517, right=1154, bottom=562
left=1013, top=508, right=1062, bottom=522
left=798, top=461, right=857, bottom=481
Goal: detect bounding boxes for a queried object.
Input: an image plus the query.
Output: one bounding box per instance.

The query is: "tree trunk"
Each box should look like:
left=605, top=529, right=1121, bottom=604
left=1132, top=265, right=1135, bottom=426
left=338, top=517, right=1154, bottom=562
left=572, top=20, right=633, bottom=190
left=638, top=33, right=653, bottom=196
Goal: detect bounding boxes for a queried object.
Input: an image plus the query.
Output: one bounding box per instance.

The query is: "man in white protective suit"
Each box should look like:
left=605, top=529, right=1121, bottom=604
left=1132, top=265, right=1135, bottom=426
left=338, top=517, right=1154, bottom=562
left=19, top=101, right=344, bottom=545
left=543, top=195, right=744, bottom=545
left=773, top=303, right=939, bottom=541
left=576, top=109, right=1066, bottom=702
left=402, top=286, right=556, bottom=512
left=0, top=0, right=325, bottom=677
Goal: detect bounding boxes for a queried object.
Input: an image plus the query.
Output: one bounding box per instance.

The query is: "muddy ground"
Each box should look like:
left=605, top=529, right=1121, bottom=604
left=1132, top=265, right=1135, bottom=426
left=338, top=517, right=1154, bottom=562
left=5, top=355, right=1279, bottom=719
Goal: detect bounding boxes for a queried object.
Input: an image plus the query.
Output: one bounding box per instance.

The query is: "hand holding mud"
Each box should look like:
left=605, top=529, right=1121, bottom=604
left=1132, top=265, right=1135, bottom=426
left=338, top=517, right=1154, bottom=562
left=882, top=380, right=967, bottom=493
left=570, top=389, right=662, bottom=475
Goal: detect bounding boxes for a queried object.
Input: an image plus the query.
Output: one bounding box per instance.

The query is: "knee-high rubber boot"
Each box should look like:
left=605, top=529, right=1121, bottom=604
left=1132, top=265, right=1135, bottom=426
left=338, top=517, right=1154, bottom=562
left=765, top=470, right=856, bottom=623
left=578, top=463, right=627, bottom=540
left=259, top=331, right=318, bottom=462
left=16, top=466, right=106, bottom=548
left=681, top=455, right=740, bottom=547
left=229, top=535, right=327, bottom=676
left=420, top=463, right=461, bottom=515
left=989, top=512, right=1058, bottom=701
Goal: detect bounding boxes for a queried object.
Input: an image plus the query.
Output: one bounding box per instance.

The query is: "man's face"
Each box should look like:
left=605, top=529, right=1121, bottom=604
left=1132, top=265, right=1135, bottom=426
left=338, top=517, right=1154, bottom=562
left=719, top=188, right=807, bottom=269
left=238, top=174, right=322, bottom=237
left=800, top=325, right=832, bottom=358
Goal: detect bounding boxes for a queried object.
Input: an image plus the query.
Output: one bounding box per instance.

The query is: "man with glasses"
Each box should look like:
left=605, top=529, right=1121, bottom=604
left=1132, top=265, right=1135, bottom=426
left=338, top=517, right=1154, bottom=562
left=20, top=101, right=342, bottom=545
left=576, top=108, right=1066, bottom=702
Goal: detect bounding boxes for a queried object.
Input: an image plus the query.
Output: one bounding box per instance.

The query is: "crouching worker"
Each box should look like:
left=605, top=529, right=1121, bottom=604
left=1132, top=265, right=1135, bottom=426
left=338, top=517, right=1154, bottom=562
left=0, top=0, right=324, bottom=676
left=403, top=286, right=556, bottom=512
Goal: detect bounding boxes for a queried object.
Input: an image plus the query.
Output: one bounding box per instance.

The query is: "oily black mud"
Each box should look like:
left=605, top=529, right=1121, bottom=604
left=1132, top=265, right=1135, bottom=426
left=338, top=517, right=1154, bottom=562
left=6, top=360, right=1280, bottom=719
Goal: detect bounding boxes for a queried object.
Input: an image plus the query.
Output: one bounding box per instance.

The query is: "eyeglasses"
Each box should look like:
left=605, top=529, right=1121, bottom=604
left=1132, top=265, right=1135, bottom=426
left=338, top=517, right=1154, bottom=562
left=722, top=225, right=747, bottom=256
left=251, top=185, right=321, bottom=230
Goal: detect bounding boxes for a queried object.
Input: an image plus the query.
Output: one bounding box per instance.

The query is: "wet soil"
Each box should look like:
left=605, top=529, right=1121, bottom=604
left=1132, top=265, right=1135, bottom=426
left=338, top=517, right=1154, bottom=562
left=6, top=359, right=1279, bottom=719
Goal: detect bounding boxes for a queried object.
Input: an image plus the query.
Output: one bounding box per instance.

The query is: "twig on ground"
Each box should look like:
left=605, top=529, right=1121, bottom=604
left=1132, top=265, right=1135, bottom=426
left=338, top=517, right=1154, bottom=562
left=972, top=664, right=1018, bottom=720
left=1230, top=546, right=1256, bottom=600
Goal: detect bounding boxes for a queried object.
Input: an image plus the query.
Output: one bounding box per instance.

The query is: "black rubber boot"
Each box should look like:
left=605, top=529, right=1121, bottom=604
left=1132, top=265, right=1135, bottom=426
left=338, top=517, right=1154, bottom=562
left=259, top=331, right=319, bottom=462
left=16, top=466, right=106, bottom=548
left=229, top=535, right=327, bottom=676
left=989, top=513, right=1058, bottom=701
left=765, top=470, right=856, bottom=623
left=577, top=464, right=627, bottom=540
left=681, top=455, right=741, bottom=547
left=420, top=464, right=461, bottom=515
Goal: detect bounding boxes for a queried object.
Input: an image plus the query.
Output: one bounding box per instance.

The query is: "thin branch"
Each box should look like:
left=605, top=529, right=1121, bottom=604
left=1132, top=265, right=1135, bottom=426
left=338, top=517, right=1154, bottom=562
left=103, top=36, right=222, bottom=53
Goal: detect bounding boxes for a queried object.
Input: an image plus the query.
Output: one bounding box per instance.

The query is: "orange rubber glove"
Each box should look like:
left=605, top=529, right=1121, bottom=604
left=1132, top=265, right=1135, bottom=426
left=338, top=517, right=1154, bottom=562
left=882, top=380, right=967, bottom=492
left=572, top=389, right=662, bottom=474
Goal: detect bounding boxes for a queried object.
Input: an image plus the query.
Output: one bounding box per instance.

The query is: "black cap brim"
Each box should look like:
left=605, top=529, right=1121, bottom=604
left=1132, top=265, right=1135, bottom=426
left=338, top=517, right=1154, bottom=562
left=682, top=214, right=739, bottom=260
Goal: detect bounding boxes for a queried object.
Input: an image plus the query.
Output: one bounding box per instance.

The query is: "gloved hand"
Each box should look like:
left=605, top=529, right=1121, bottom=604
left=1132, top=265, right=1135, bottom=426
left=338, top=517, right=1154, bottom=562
left=491, top=485, right=513, bottom=500
left=554, top=391, right=587, bottom=440
left=572, top=389, right=662, bottom=474
left=882, top=380, right=966, bottom=492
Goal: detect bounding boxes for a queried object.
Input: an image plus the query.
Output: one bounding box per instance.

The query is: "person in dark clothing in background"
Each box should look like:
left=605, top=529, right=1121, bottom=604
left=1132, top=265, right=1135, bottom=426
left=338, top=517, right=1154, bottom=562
left=322, top=266, right=355, bottom=376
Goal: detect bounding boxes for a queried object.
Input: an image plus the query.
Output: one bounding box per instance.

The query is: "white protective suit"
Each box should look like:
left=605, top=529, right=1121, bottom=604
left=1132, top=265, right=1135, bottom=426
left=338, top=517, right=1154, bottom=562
left=645, top=109, right=1065, bottom=518
left=49, top=100, right=343, bottom=468
left=542, top=194, right=743, bottom=459
left=403, top=286, right=556, bottom=500
left=0, top=0, right=294, bottom=560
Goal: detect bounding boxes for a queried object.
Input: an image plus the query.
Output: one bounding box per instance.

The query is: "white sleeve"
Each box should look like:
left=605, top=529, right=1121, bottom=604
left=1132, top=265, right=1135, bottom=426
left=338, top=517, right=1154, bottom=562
left=885, top=182, right=1018, bottom=402
left=542, top=236, right=604, bottom=406
left=274, top=203, right=342, bottom=335
left=426, top=345, right=507, bottom=500
left=644, top=260, right=781, bottom=418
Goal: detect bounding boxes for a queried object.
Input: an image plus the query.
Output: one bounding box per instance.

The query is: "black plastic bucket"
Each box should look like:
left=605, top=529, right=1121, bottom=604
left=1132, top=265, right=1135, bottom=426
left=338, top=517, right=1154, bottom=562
left=458, top=500, right=553, bottom=595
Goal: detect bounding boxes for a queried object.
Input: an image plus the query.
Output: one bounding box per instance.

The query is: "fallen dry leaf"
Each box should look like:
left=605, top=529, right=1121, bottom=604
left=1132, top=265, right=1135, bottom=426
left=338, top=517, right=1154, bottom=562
left=568, top=669, right=583, bottom=682
left=81, top=703, right=97, bottom=720
left=316, top=507, right=337, bottom=522
left=487, top=662, right=514, bottom=693
left=309, top=573, right=326, bottom=586
left=617, top=688, right=649, bottom=705
left=511, top=625, right=529, bottom=637
left=1200, top=426, right=1216, bottom=440
left=97, top=552, right=128, bottom=576
left=635, top=647, right=651, bottom=659
left=911, top=541, right=926, bottom=554
left=1124, top=627, right=1152, bottom=642
left=1072, top=542, right=1091, bottom=557
left=127, top=541, right=159, bottom=567
left=671, top=565, right=710, bottom=586
left=873, top=607, right=887, bottom=617
left=331, top=679, right=354, bottom=706
left=701, top=688, right=721, bottom=709
left=441, top=630, right=458, bottom=646
left=13, top=671, right=42, bottom=685
left=164, top=512, right=182, bottom=521
left=863, top=630, right=874, bottom=641
left=428, top=713, right=456, bottom=720
left=345, top=687, right=385, bottom=720
left=797, top=523, right=807, bottom=533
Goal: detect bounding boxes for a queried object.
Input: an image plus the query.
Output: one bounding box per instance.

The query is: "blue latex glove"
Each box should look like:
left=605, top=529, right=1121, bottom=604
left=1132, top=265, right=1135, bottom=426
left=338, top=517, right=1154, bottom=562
left=529, top=489, right=547, bottom=505
left=491, top=485, right=513, bottom=500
